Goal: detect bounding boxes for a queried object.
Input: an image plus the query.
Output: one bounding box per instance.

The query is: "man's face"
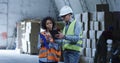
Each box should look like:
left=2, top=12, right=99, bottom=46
left=62, top=14, right=71, bottom=22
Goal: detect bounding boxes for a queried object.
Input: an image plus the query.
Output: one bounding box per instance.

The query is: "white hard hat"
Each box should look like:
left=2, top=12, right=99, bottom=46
left=59, top=6, right=73, bottom=16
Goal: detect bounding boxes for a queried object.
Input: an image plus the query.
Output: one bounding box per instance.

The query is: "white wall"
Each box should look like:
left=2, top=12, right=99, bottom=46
left=0, top=0, right=57, bottom=48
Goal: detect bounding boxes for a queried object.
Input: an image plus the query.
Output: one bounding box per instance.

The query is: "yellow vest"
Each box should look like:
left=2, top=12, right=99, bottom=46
left=63, top=20, right=83, bottom=51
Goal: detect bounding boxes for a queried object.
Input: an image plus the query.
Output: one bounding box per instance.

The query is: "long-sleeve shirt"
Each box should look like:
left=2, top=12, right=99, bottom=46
left=55, top=18, right=83, bottom=44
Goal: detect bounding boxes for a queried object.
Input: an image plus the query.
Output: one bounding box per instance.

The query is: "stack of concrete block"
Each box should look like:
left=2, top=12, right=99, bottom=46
left=25, top=21, right=40, bottom=54
left=17, top=19, right=40, bottom=54
left=74, top=11, right=114, bottom=63
left=79, top=11, right=109, bottom=63
left=20, top=22, right=27, bottom=53
left=79, top=4, right=118, bottom=63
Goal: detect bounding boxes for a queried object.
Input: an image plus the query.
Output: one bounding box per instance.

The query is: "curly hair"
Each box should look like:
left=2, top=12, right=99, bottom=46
left=41, top=16, right=55, bottom=30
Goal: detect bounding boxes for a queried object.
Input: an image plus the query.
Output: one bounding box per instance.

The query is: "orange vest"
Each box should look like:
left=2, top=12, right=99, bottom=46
left=38, top=31, right=61, bottom=62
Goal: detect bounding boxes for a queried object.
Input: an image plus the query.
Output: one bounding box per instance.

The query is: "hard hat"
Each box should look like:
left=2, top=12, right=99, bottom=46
left=59, top=6, right=73, bottom=16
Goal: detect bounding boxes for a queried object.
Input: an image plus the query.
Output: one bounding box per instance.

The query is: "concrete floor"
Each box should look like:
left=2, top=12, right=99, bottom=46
left=0, top=50, right=39, bottom=63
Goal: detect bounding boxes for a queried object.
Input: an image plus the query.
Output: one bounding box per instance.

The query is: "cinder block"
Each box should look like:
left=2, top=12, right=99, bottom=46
left=92, top=39, right=96, bottom=48
left=94, top=22, right=100, bottom=30
left=75, top=13, right=82, bottom=22
left=83, top=21, right=90, bottom=31
left=80, top=48, right=86, bottom=56
left=82, top=39, right=86, bottom=48
left=90, top=21, right=94, bottom=30
left=86, top=39, right=91, bottom=48
left=97, top=31, right=103, bottom=39
left=86, top=48, right=92, bottom=58
left=90, top=12, right=97, bottom=21
left=89, top=30, right=96, bottom=39
left=82, top=12, right=90, bottom=22
left=92, top=49, right=96, bottom=58
left=100, top=21, right=105, bottom=30
left=83, top=31, right=89, bottom=39
left=97, top=12, right=105, bottom=21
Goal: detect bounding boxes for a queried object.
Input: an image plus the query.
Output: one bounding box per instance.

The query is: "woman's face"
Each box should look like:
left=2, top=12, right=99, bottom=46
left=46, top=20, right=53, bottom=30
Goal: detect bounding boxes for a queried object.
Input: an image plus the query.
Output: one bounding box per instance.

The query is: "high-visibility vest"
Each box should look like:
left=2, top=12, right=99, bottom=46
left=38, top=31, right=61, bottom=62
left=62, top=20, right=83, bottom=51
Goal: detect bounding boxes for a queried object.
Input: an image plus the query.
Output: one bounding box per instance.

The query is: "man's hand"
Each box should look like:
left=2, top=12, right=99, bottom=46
left=55, top=32, right=65, bottom=39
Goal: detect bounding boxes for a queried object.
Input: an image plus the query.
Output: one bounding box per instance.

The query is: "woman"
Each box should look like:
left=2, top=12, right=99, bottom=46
left=37, top=17, right=61, bottom=63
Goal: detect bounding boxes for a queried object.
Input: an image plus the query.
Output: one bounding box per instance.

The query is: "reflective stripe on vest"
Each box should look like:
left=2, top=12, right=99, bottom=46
left=47, top=48, right=61, bottom=61
left=39, top=47, right=61, bottom=62
left=63, top=20, right=83, bottom=51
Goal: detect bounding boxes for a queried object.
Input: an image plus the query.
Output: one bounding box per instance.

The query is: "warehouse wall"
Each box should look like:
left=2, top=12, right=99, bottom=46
left=8, top=0, right=57, bottom=35
left=84, top=0, right=120, bottom=12
left=0, top=0, right=57, bottom=49
left=0, top=0, right=120, bottom=49
left=55, top=0, right=120, bottom=14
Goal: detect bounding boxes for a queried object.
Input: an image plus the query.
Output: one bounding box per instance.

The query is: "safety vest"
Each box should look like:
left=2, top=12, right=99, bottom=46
left=63, top=20, right=83, bottom=51
left=38, top=31, right=61, bottom=62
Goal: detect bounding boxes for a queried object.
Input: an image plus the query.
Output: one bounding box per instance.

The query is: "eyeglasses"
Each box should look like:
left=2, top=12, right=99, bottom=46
left=61, top=14, right=68, bottom=18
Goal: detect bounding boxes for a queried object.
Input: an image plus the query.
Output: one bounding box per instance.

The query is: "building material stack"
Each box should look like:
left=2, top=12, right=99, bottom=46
left=17, top=19, right=40, bottom=55
left=79, top=4, right=114, bottom=63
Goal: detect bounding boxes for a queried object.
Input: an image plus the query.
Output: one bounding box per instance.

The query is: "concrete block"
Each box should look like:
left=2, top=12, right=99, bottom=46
left=83, top=31, right=89, bottom=39
left=75, top=13, right=82, bottom=22
left=92, top=49, right=96, bottom=58
left=100, top=21, right=105, bottom=30
left=89, top=30, right=96, bottom=39
left=90, top=21, right=94, bottom=30
left=97, top=12, right=105, bottom=21
left=94, top=22, right=100, bottom=30
left=86, top=48, right=92, bottom=57
left=83, top=22, right=90, bottom=31
left=97, top=31, right=103, bottom=39
left=86, top=39, right=91, bottom=48
left=82, top=39, right=86, bottom=48
left=82, top=12, right=90, bottom=22
left=92, top=39, right=96, bottom=48
left=90, top=12, right=97, bottom=21
left=80, top=48, right=86, bottom=56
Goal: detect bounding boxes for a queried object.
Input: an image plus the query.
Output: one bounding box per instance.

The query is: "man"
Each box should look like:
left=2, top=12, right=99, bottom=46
left=55, top=6, right=83, bottom=63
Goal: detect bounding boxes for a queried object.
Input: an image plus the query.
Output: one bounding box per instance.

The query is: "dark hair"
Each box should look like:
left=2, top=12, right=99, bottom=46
left=41, top=16, right=55, bottom=30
